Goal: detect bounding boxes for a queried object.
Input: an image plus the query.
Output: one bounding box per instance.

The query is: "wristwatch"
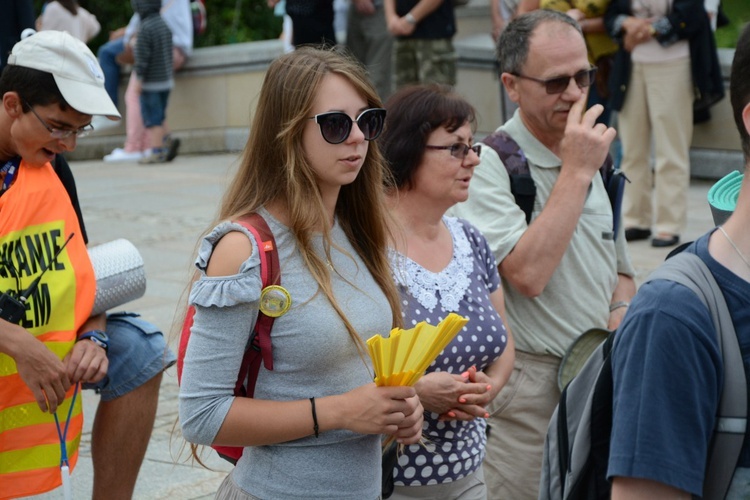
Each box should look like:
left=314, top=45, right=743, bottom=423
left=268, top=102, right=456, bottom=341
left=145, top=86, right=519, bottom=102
left=405, top=12, right=417, bottom=25
left=78, top=329, right=109, bottom=352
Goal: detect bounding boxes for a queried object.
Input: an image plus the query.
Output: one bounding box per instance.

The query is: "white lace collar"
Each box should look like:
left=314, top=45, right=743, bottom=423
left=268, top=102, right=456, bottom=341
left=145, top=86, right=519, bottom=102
left=391, top=217, right=474, bottom=313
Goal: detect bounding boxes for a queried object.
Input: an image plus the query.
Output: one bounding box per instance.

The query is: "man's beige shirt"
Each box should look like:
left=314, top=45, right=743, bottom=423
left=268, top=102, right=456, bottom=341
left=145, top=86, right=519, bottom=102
left=450, top=111, right=635, bottom=357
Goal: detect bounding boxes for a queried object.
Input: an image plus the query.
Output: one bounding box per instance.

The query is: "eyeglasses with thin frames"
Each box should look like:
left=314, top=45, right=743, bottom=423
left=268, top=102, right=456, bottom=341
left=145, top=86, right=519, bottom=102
left=309, top=108, right=386, bottom=145
left=511, top=67, right=597, bottom=95
left=425, top=143, right=482, bottom=160
left=24, top=101, right=94, bottom=139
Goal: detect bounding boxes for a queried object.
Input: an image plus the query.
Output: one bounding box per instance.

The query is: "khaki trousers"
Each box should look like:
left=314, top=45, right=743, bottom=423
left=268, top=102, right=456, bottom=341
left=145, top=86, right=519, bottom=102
left=390, top=466, right=487, bottom=500
left=393, top=38, right=457, bottom=89
left=483, top=351, right=561, bottom=500
left=618, top=57, right=693, bottom=236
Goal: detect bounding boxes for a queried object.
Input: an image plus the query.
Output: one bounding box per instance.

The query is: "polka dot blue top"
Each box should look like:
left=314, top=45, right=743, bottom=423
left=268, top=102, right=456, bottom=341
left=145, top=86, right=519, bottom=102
left=390, top=216, right=509, bottom=486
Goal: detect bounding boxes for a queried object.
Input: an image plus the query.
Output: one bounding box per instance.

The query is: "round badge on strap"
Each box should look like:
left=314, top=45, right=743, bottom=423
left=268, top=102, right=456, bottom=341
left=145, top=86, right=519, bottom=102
left=259, top=285, right=291, bottom=317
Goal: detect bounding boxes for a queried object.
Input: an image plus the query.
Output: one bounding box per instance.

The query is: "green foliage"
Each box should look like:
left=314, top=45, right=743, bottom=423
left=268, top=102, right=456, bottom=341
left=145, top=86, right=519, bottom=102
left=715, top=0, right=750, bottom=49
left=33, top=0, right=282, bottom=53
left=200, top=0, right=283, bottom=47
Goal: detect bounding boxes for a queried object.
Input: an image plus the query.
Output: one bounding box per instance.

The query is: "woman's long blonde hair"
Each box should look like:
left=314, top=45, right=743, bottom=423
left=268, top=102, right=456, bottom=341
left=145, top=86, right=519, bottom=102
left=218, top=47, right=402, bottom=345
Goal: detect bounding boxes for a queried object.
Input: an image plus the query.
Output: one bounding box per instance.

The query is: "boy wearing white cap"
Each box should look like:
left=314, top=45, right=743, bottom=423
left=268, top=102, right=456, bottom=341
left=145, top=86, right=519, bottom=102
left=0, top=30, right=175, bottom=499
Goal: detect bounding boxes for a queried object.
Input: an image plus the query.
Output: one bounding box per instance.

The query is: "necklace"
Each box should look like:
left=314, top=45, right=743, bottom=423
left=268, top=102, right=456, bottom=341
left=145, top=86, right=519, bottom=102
left=718, top=226, right=750, bottom=271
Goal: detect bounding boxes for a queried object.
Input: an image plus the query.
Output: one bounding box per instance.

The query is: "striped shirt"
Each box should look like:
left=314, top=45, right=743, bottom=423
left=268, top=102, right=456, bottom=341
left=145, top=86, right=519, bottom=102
left=134, top=14, right=174, bottom=91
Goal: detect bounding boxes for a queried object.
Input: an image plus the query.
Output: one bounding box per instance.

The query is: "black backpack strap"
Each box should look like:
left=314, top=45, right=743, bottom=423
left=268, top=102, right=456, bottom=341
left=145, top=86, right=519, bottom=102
left=482, top=130, right=536, bottom=224
left=482, top=131, right=626, bottom=234
left=600, top=155, right=628, bottom=241
left=646, top=252, right=746, bottom=499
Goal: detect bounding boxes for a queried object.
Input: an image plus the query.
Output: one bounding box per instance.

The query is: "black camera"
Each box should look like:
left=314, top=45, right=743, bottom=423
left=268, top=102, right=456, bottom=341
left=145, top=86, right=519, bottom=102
left=0, top=292, right=26, bottom=324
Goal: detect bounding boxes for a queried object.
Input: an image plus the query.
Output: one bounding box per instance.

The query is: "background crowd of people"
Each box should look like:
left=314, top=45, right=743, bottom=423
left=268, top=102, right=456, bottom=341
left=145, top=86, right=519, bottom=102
left=0, top=0, right=745, bottom=499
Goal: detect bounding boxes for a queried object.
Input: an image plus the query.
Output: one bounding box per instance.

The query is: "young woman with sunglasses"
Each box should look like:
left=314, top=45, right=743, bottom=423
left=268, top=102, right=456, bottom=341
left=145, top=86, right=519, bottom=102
left=380, top=84, right=515, bottom=500
left=178, top=48, right=423, bottom=500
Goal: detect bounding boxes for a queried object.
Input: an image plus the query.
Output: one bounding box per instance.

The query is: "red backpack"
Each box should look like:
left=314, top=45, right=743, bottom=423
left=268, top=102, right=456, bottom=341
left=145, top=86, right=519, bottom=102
left=176, top=214, right=280, bottom=464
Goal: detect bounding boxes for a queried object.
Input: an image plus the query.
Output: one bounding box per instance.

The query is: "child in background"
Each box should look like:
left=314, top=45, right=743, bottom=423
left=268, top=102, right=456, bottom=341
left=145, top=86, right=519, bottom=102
left=132, top=0, right=173, bottom=164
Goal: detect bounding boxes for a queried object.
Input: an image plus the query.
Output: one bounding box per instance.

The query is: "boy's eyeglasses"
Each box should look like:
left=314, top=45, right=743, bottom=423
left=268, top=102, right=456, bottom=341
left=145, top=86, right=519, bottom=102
left=25, top=102, right=94, bottom=139
left=309, top=108, right=386, bottom=145
left=425, top=143, right=482, bottom=160
left=511, top=67, right=597, bottom=95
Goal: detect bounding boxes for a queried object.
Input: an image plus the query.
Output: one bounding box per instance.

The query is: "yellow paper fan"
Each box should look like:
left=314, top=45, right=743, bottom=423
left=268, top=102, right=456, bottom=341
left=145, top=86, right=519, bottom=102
left=367, top=313, right=469, bottom=387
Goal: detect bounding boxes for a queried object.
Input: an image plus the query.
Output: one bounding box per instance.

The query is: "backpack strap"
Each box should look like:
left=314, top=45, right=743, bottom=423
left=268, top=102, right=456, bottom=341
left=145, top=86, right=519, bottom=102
left=233, top=213, right=280, bottom=398
left=600, top=156, right=628, bottom=241
left=482, top=130, right=536, bottom=224
left=482, top=130, right=624, bottom=237
left=646, top=252, right=746, bottom=499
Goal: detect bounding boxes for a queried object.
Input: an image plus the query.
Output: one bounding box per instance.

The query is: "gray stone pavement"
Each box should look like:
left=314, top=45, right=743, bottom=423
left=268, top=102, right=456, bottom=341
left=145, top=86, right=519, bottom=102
left=29, top=152, right=728, bottom=499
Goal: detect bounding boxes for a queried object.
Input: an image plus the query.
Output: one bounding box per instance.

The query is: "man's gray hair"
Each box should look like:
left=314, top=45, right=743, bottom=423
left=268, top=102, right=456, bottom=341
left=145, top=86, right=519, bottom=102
left=496, top=10, right=583, bottom=75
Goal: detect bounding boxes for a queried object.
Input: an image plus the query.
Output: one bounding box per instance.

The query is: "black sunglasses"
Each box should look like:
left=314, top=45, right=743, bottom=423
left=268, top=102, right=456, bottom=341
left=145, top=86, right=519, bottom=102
left=425, top=143, right=482, bottom=160
left=512, top=67, right=597, bottom=95
left=309, top=108, right=386, bottom=145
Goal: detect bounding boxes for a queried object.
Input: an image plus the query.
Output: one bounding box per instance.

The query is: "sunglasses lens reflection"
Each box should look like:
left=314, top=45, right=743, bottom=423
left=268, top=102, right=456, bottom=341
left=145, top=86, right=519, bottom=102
left=320, top=114, right=352, bottom=144
left=546, top=77, right=569, bottom=94
left=318, top=109, right=386, bottom=144
left=545, top=69, right=596, bottom=94
left=358, top=109, right=385, bottom=141
left=574, top=69, right=594, bottom=87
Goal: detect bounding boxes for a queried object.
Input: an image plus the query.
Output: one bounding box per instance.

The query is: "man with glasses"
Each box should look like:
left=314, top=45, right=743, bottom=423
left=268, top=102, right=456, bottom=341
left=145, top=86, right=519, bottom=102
left=450, top=10, right=635, bottom=498
left=0, top=31, right=175, bottom=499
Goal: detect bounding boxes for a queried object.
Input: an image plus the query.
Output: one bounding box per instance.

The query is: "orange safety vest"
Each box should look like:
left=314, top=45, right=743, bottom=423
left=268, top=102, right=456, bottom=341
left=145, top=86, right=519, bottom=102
left=0, top=160, right=95, bottom=499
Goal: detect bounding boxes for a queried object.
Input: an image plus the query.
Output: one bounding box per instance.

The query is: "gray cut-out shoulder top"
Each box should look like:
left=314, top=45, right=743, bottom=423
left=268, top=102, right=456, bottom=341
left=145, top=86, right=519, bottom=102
left=179, top=208, right=392, bottom=499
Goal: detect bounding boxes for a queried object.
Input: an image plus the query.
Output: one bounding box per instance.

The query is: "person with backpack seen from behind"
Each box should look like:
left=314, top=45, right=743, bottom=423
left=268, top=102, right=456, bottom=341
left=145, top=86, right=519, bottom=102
left=0, top=30, right=175, bottom=499
left=178, top=47, right=424, bottom=499
left=607, top=24, right=750, bottom=499
left=450, top=10, right=635, bottom=498
left=380, top=84, right=516, bottom=499
left=130, top=0, right=173, bottom=164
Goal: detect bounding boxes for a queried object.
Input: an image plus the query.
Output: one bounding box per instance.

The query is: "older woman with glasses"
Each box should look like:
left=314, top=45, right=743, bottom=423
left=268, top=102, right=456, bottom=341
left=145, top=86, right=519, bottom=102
left=178, top=48, right=423, bottom=500
left=380, top=84, right=515, bottom=500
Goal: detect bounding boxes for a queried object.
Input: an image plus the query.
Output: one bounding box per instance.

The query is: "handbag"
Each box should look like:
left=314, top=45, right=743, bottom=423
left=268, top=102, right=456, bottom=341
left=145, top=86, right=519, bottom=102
left=381, top=441, right=399, bottom=499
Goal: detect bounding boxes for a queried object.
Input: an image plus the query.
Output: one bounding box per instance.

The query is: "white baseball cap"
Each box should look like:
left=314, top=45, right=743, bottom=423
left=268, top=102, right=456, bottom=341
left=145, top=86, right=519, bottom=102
left=8, top=31, right=121, bottom=120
